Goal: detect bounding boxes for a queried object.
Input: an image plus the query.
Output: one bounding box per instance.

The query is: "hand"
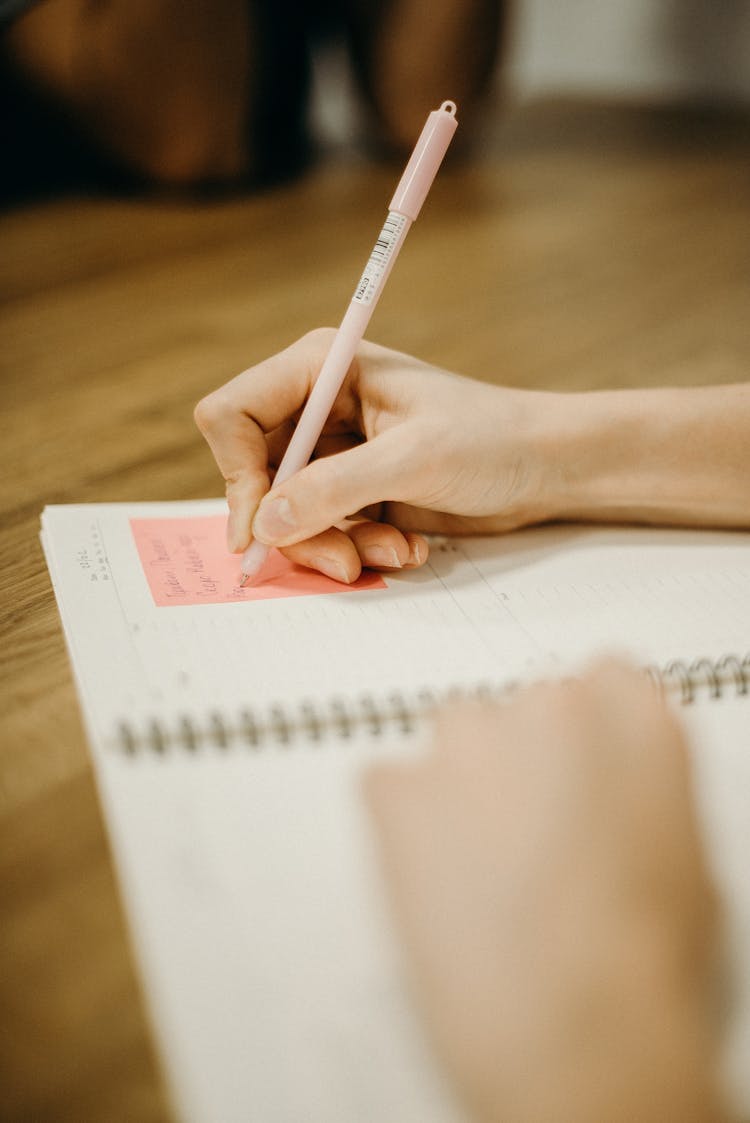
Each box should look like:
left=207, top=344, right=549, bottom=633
left=194, top=330, right=550, bottom=582
left=364, top=661, right=725, bottom=1123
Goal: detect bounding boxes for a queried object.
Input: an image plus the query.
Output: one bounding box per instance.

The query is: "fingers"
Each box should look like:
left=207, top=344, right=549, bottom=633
left=348, top=521, right=428, bottom=570
left=280, top=527, right=364, bottom=584
left=194, top=329, right=339, bottom=551
left=251, top=427, right=418, bottom=547
left=280, top=521, right=429, bottom=582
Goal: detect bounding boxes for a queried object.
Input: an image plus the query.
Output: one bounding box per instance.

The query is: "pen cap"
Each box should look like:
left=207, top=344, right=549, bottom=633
left=388, top=101, right=458, bottom=221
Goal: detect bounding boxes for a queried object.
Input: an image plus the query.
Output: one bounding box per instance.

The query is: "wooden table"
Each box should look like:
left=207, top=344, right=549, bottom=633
left=2, top=99, right=749, bottom=1122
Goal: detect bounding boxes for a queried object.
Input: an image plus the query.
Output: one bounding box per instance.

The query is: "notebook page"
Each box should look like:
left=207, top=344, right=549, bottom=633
left=95, top=735, right=468, bottom=1123
left=456, top=525, right=750, bottom=667
left=41, top=503, right=750, bottom=1122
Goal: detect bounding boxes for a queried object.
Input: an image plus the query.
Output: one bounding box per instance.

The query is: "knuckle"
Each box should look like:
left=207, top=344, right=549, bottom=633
left=302, top=326, right=337, bottom=350
left=300, top=328, right=340, bottom=374
left=224, top=471, right=245, bottom=493
left=308, top=454, right=350, bottom=513
left=193, top=389, right=229, bottom=435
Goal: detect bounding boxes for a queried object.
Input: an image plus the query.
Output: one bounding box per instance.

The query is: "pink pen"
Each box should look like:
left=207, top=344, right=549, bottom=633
left=240, top=100, right=458, bottom=586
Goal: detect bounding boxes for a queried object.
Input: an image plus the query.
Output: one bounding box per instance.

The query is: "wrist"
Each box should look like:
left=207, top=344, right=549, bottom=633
left=532, top=387, right=681, bottom=525
left=533, top=384, right=748, bottom=529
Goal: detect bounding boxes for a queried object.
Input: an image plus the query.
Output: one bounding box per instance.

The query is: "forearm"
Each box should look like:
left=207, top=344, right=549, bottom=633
left=535, top=383, right=750, bottom=529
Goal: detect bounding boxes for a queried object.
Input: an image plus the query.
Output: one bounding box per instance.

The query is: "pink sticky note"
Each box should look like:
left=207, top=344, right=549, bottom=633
left=130, top=515, right=387, bottom=606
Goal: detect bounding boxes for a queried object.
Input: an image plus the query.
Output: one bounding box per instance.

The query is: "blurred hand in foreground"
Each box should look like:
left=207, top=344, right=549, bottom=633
left=365, top=660, right=726, bottom=1123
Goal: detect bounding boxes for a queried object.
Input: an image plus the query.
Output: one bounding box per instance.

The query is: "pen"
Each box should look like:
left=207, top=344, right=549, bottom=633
left=240, top=99, right=458, bottom=586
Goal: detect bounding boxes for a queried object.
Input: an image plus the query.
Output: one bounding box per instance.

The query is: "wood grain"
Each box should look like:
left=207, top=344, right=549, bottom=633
left=1, top=99, right=748, bottom=1122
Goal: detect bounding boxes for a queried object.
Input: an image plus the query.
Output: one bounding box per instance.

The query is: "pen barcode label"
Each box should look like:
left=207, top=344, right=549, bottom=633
left=353, top=212, right=408, bottom=305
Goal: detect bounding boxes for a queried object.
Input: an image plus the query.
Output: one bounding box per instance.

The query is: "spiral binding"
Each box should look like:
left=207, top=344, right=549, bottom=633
left=115, top=653, right=749, bottom=754
left=650, top=652, right=750, bottom=704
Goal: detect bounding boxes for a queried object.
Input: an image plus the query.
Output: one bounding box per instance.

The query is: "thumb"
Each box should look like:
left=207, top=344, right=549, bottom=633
left=252, top=429, right=412, bottom=546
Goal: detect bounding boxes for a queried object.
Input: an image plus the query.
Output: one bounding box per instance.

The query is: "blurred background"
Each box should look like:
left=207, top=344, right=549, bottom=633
left=2, top=0, right=749, bottom=203
left=508, top=0, right=750, bottom=102
left=316, top=0, right=750, bottom=143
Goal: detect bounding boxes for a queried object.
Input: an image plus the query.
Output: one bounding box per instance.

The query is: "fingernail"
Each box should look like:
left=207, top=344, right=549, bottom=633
left=226, top=517, right=240, bottom=553
left=311, top=556, right=351, bottom=584
left=407, top=539, right=423, bottom=565
left=362, top=545, right=402, bottom=569
left=253, top=496, right=297, bottom=543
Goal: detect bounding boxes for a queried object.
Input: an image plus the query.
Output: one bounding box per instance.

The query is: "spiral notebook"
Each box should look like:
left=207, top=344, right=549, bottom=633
left=41, top=499, right=750, bottom=1122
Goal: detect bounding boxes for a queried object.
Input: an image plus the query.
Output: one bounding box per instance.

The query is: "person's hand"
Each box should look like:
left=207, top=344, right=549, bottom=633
left=364, top=661, right=726, bottom=1123
left=194, top=330, right=551, bottom=583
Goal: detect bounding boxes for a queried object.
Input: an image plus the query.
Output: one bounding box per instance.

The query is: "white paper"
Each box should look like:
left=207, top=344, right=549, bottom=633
left=41, top=502, right=750, bottom=1121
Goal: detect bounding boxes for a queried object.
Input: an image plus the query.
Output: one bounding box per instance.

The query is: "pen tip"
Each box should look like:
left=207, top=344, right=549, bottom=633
left=239, top=542, right=271, bottom=588
left=239, top=564, right=265, bottom=588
